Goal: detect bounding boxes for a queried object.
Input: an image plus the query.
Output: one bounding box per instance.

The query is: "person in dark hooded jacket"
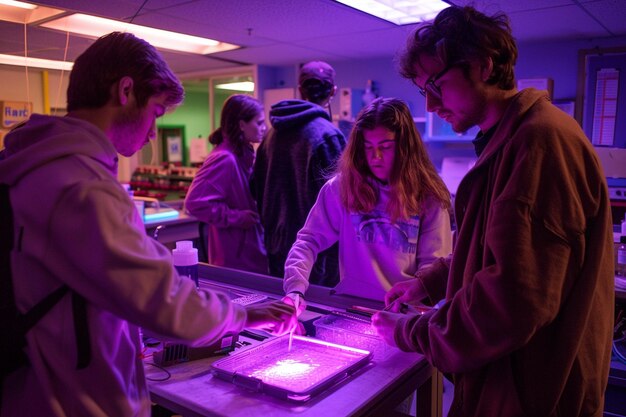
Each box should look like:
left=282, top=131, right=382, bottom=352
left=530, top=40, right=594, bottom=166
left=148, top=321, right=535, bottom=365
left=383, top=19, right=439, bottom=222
left=251, top=61, right=346, bottom=287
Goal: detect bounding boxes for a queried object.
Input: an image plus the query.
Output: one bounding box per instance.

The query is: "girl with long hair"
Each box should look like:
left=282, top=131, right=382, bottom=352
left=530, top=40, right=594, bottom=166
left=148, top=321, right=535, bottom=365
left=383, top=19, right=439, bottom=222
left=284, top=97, right=451, bottom=302
left=185, top=94, right=268, bottom=274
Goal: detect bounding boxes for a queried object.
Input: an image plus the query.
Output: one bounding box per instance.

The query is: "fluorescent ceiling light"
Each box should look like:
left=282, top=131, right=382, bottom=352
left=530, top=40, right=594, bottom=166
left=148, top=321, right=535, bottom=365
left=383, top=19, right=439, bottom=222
left=215, top=81, right=255, bottom=92
left=0, top=0, right=35, bottom=9
left=40, top=13, right=240, bottom=55
left=0, top=0, right=65, bottom=24
left=335, top=0, right=448, bottom=25
left=0, top=53, right=73, bottom=70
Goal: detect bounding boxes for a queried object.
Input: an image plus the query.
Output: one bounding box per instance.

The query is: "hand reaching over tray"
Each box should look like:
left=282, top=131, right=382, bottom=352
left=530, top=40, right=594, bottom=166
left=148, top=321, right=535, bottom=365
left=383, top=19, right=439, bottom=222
left=244, top=300, right=298, bottom=336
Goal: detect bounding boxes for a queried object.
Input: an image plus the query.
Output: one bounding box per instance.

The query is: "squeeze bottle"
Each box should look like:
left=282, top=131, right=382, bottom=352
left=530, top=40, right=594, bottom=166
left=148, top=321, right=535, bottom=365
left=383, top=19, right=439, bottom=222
left=172, top=240, right=199, bottom=288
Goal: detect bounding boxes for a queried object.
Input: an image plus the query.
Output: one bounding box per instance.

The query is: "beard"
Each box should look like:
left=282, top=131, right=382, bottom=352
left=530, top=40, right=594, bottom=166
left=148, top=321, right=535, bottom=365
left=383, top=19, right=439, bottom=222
left=111, top=103, right=147, bottom=157
left=451, top=93, right=488, bottom=134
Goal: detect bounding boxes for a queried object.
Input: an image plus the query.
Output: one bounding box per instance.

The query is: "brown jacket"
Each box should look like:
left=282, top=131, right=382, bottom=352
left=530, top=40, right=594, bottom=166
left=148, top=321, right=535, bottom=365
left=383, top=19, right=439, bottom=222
left=395, top=89, right=614, bottom=417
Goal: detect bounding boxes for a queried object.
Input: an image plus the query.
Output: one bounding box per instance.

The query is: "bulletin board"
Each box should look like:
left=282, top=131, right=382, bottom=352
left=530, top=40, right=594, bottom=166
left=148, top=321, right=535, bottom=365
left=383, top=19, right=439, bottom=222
left=159, top=125, right=186, bottom=166
left=576, top=47, right=626, bottom=148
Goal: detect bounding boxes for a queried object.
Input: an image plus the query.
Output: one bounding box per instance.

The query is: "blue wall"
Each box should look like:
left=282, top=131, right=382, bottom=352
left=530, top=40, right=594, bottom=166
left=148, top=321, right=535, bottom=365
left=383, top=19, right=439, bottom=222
left=262, top=35, right=626, bottom=118
left=516, top=36, right=626, bottom=100
left=259, top=35, right=626, bottom=171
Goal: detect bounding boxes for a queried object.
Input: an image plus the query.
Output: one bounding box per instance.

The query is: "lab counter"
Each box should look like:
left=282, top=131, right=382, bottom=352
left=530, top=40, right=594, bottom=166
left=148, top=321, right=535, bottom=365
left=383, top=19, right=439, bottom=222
left=146, top=264, right=442, bottom=417
left=144, top=210, right=199, bottom=244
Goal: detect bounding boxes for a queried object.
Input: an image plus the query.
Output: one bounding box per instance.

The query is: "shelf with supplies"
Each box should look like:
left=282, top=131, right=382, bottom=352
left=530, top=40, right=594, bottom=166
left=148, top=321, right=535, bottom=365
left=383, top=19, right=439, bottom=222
left=130, top=164, right=198, bottom=201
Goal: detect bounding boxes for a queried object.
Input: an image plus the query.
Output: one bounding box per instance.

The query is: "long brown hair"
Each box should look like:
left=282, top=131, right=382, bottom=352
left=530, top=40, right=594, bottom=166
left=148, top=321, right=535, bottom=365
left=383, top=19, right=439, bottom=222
left=338, top=97, right=450, bottom=221
left=209, top=94, right=263, bottom=156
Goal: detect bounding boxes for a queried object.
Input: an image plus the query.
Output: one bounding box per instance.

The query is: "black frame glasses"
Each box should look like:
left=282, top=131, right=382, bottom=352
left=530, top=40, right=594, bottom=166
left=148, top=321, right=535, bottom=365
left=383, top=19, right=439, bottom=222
left=417, top=63, right=455, bottom=100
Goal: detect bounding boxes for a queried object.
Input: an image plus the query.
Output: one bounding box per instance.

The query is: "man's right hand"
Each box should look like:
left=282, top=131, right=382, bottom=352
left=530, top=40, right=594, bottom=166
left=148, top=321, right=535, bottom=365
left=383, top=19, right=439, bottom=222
left=384, top=278, right=427, bottom=308
left=244, top=300, right=297, bottom=336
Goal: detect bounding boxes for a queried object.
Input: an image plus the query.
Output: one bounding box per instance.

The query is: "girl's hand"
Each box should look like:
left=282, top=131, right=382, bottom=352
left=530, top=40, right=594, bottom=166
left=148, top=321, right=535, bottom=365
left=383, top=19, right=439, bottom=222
left=282, top=292, right=307, bottom=317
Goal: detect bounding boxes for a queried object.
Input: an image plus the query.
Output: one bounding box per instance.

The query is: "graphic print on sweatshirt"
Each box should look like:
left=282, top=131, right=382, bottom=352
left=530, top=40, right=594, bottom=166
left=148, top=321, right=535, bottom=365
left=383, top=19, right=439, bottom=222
left=351, top=210, right=420, bottom=254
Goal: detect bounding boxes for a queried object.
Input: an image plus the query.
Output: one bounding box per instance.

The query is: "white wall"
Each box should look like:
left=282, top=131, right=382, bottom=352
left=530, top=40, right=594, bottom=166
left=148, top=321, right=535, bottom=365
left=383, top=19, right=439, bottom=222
left=0, top=65, right=70, bottom=114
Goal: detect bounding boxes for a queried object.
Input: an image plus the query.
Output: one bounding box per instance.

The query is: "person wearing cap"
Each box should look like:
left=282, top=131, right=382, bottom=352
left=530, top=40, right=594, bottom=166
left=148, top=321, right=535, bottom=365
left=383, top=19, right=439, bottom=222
left=251, top=61, right=347, bottom=286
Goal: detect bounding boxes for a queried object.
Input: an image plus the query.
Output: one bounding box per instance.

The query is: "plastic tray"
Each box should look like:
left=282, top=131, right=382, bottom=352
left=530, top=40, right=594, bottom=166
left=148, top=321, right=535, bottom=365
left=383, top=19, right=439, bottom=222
left=313, top=313, right=395, bottom=360
left=211, top=334, right=371, bottom=402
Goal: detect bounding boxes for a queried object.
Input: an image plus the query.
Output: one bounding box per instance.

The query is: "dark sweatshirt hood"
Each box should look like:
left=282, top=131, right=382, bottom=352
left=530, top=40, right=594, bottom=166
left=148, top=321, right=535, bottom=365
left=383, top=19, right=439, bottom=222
left=0, top=114, right=118, bottom=186
left=269, top=99, right=331, bottom=131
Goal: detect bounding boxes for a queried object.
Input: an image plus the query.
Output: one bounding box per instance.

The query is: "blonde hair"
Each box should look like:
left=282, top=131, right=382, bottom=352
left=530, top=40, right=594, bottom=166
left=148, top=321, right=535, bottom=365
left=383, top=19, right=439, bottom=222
left=338, top=97, right=450, bottom=221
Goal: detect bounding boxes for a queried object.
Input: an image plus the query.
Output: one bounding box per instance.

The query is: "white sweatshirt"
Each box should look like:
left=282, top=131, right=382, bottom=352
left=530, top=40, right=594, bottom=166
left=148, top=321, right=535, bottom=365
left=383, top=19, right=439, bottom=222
left=284, top=175, right=452, bottom=300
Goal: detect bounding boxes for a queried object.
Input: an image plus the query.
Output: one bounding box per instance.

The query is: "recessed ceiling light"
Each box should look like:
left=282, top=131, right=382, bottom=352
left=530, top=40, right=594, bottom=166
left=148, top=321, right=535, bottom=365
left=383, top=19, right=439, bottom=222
left=0, top=0, right=35, bottom=9
left=40, top=13, right=240, bottom=55
left=0, top=0, right=65, bottom=24
left=335, top=0, right=448, bottom=25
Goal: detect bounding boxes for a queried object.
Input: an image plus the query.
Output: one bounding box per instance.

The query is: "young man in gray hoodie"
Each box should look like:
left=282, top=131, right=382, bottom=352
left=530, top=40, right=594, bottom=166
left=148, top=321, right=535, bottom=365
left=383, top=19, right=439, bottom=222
left=0, top=32, right=295, bottom=417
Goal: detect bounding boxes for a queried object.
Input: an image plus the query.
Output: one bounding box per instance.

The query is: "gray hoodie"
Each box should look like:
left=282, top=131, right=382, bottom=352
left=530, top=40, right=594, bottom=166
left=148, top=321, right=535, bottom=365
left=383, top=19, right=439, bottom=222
left=0, top=114, right=246, bottom=417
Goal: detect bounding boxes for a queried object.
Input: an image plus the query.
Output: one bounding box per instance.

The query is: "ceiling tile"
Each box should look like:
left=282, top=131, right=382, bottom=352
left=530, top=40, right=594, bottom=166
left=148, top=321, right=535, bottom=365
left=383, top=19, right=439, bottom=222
left=580, top=0, right=626, bottom=36
left=1, top=0, right=623, bottom=73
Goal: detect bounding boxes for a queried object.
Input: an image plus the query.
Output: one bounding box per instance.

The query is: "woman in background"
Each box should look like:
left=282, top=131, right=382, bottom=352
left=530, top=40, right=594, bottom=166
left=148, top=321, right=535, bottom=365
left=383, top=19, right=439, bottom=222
left=284, top=97, right=452, bottom=305
left=185, top=94, right=268, bottom=274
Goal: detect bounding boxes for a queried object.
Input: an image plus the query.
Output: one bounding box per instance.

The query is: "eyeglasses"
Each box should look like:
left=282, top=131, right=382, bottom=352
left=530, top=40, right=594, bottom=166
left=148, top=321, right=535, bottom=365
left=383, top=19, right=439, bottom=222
left=417, top=63, right=455, bottom=100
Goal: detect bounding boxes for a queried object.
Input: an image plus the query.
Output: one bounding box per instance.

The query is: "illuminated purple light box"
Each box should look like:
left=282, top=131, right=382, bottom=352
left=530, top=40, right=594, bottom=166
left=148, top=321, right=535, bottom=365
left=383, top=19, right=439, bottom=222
left=211, top=334, right=372, bottom=402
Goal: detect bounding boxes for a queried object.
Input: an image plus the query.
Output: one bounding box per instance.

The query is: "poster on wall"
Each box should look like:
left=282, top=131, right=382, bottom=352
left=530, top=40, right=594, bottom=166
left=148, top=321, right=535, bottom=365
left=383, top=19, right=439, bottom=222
left=189, top=137, right=209, bottom=163
left=167, top=136, right=183, bottom=163
left=591, top=68, right=619, bottom=147
left=1, top=101, right=32, bottom=128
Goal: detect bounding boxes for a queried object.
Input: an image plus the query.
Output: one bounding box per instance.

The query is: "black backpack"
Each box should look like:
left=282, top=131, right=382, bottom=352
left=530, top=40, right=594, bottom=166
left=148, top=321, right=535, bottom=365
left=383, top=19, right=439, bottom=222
left=0, top=183, right=90, bottom=390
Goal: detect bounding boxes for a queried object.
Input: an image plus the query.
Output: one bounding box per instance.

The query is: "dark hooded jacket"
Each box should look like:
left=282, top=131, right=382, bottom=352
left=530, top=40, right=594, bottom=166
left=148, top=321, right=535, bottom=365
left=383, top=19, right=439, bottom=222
left=251, top=99, right=346, bottom=284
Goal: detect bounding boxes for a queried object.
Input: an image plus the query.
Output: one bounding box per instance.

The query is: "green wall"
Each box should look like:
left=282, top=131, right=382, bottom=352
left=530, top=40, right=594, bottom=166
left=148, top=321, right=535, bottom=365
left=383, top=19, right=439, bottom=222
left=157, top=81, right=211, bottom=164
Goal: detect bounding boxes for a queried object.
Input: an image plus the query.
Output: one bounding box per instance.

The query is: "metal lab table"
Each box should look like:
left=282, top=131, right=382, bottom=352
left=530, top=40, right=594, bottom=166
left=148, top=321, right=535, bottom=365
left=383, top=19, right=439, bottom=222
left=146, top=265, right=442, bottom=417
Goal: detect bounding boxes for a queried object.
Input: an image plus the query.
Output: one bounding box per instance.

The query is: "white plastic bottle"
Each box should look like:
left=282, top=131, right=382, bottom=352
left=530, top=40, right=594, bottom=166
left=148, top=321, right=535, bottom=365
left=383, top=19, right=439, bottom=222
left=362, top=79, right=377, bottom=107
left=172, top=240, right=199, bottom=288
left=618, top=236, right=626, bottom=277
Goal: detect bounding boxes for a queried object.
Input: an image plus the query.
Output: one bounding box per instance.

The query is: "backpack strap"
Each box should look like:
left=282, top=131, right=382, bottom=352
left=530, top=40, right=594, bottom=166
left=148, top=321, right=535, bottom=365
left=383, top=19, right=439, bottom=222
left=72, top=292, right=91, bottom=369
left=0, top=183, right=90, bottom=371
left=20, top=285, right=70, bottom=331
left=0, top=184, right=12, bottom=309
